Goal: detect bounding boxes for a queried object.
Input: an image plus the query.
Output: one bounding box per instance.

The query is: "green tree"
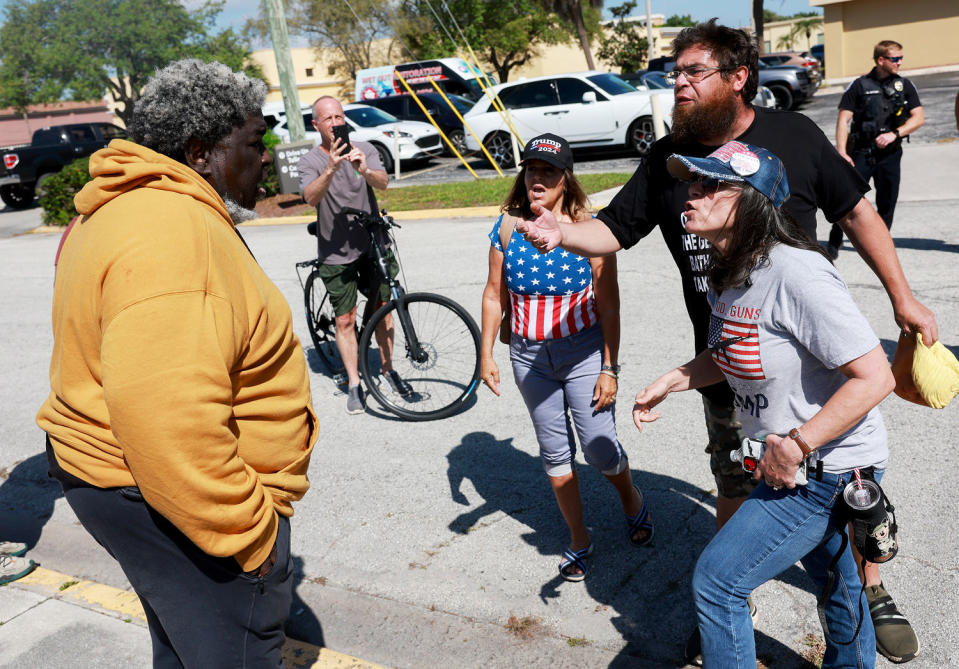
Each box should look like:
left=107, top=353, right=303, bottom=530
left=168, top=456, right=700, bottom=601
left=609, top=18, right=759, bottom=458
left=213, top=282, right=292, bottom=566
left=596, top=1, right=648, bottom=74
left=397, top=0, right=567, bottom=83
left=0, top=0, right=262, bottom=126
left=245, top=0, right=397, bottom=90
left=536, top=0, right=604, bottom=70
left=663, top=13, right=696, bottom=27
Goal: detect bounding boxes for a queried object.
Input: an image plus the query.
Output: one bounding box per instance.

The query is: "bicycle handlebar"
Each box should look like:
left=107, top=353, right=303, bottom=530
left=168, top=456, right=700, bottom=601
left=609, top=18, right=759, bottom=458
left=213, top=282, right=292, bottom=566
left=306, top=208, right=399, bottom=237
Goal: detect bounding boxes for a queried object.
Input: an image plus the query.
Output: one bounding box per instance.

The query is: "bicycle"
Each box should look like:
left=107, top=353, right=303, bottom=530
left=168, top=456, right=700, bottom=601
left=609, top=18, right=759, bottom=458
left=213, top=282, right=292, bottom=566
left=295, top=207, right=481, bottom=421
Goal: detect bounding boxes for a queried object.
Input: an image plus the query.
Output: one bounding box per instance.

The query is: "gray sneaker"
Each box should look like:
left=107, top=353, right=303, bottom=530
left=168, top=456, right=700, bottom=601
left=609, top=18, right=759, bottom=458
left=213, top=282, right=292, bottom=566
left=0, top=541, right=27, bottom=557
left=0, top=554, right=36, bottom=585
left=346, top=385, right=365, bottom=415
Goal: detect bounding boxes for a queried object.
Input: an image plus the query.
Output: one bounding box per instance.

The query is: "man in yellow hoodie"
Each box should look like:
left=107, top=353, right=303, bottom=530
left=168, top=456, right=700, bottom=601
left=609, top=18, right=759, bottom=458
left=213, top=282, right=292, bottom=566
left=36, top=59, right=317, bottom=667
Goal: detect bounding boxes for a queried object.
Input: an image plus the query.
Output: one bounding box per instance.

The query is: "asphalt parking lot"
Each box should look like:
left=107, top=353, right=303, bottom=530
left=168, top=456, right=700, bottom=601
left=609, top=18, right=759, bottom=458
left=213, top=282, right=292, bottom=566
left=390, top=69, right=959, bottom=187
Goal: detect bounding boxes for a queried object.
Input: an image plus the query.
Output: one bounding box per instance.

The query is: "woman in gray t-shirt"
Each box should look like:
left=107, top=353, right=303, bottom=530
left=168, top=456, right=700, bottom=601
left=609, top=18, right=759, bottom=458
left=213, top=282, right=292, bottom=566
left=633, top=141, right=894, bottom=669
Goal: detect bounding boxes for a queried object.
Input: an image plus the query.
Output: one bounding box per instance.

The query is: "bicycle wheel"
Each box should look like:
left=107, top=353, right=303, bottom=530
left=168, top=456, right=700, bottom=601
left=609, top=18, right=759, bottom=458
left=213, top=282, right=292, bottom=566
left=358, top=292, right=481, bottom=421
left=303, top=268, right=345, bottom=377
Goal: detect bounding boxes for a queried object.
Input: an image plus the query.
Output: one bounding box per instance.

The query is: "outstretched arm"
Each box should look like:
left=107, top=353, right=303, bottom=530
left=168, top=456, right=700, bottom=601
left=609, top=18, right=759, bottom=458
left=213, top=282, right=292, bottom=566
left=515, top=202, right=622, bottom=257
left=837, top=198, right=938, bottom=344
left=632, top=350, right=724, bottom=432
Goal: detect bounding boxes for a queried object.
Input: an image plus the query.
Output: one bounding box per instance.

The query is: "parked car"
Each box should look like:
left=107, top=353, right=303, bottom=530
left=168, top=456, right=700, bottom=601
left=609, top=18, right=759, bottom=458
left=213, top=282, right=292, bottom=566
left=643, top=58, right=814, bottom=110
left=266, top=104, right=443, bottom=174
left=622, top=70, right=776, bottom=108
left=0, top=122, right=126, bottom=209
left=463, top=71, right=675, bottom=168
left=359, top=92, right=475, bottom=155
left=760, top=51, right=821, bottom=87
left=810, top=44, right=825, bottom=72
left=757, top=60, right=817, bottom=110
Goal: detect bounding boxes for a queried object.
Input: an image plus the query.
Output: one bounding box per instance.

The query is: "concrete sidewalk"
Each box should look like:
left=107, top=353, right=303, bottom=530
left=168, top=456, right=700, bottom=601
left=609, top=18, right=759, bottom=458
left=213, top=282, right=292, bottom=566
left=1, top=140, right=956, bottom=668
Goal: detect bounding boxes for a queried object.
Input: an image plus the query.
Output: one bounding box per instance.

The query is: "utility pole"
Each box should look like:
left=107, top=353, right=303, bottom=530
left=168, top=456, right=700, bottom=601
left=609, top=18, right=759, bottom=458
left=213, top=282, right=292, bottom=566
left=265, top=0, right=305, bottom=142
left=644, top=0, right=666, bottom=139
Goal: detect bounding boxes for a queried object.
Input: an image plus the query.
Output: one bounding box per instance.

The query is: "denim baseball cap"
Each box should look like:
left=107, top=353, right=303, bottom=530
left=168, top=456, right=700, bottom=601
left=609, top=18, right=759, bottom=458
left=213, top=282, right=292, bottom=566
left=667, top=140, right=790, bottom=208
left=521, top=133, right=573, bottom=171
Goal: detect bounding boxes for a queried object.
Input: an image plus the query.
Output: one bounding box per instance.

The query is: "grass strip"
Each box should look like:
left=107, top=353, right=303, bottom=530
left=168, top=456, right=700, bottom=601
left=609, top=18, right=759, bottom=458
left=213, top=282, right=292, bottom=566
left=378, top=172, right=632, bottom=211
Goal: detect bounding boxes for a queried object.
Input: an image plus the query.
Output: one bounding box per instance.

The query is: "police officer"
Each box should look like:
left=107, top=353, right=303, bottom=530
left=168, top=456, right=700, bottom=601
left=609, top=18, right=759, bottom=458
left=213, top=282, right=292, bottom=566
left=828, top=40, right=924, bottom=259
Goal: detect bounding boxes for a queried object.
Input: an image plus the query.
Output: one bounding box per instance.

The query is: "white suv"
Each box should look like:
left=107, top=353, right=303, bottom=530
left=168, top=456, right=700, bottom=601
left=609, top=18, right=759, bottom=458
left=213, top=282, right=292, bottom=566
left=463, top=71, right=674, bottom=167
left=265, top=103, right=442, bottom=173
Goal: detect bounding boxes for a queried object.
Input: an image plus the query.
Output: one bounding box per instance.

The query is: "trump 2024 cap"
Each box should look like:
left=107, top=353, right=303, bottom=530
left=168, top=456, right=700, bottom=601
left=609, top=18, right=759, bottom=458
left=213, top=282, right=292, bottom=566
left=520, top=133, right=574, bottom=171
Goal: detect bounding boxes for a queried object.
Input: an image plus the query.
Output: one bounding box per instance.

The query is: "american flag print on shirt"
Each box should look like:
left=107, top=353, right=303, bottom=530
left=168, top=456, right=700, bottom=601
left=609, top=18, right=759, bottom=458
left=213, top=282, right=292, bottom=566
left=489, top=216, right=598, bottom=341
left=708, top=313, right=765, bottom=380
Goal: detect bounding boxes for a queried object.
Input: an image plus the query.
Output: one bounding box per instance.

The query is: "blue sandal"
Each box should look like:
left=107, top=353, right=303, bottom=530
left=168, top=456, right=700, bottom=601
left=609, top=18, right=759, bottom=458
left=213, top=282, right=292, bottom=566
left=626, top=486, right=654, bottom=547
left=558, top=543, right=594, bottom=582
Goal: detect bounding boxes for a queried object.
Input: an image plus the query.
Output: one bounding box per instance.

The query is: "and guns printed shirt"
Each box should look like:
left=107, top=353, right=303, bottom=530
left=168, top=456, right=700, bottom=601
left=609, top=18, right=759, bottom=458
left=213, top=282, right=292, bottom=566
left=489, top=214, right=597, bottom=341
left=705, top=243, right=888, bottom=473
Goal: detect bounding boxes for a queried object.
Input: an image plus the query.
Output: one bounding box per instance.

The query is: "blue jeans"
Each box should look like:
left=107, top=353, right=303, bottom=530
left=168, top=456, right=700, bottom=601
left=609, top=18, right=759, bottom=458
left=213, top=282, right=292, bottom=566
left=693, top=470, right=880, bottom=669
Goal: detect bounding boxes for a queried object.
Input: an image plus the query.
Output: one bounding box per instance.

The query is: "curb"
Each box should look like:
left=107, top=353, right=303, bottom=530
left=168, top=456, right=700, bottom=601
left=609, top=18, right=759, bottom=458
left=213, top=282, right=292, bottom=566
left=10, top=567, right=385, bottom=669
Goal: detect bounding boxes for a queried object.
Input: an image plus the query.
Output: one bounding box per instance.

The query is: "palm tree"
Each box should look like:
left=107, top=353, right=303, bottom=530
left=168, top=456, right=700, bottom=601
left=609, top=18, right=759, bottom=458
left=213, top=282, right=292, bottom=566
left=777, top=33, right=794, bottom=51
left=540, top=0, right=603, bottom=70
left=790, top=16, right=823, bottom=50
left=753, top=0, right=765, bottom=54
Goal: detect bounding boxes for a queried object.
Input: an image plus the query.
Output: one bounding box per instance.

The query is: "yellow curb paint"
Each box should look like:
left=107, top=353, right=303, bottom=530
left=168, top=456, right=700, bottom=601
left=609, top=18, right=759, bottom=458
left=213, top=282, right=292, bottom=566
left=18, top=568, right=381, bottom=669
left=63, top=582, right=146, bottom=620
left=283, top=640, right=387, bottom=669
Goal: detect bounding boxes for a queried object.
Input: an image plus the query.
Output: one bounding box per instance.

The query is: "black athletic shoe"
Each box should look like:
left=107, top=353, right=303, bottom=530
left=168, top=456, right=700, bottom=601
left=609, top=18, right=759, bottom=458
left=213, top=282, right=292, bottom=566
left=384, top=370, right=413, bottom=397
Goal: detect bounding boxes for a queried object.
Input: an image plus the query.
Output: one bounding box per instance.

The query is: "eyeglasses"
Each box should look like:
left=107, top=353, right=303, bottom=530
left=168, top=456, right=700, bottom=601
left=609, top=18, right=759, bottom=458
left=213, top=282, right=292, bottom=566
left=664, top=66, right=731, bottom=86
left=885, top=55, right=903, bottom=63
left=691, top=177, right=740, bottom=196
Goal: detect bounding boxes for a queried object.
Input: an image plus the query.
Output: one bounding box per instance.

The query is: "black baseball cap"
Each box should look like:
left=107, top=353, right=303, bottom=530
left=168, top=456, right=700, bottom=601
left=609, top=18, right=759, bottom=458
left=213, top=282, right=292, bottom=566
left=520, top=133, right=573, bottom=171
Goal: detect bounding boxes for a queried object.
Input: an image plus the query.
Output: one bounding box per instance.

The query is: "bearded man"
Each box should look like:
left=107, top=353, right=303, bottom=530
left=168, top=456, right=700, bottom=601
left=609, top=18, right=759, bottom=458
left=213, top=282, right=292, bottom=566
left=517, top=19, right=933, bottom=666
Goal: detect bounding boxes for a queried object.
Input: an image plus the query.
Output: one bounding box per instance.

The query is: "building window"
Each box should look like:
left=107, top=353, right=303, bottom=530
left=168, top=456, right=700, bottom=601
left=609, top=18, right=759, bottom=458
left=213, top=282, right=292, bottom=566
left=305, top=68, right=314, bottom=77
left=763, top=40, right=770, bottom=53
left=328, top=65, right=336, bottom=75
left=816, top=34, right=824, bottom=45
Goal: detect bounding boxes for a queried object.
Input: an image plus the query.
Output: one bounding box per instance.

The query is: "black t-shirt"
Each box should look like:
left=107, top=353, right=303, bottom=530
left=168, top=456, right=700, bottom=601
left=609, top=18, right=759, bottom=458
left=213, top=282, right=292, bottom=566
left=598, top=106, right=868, bottom=403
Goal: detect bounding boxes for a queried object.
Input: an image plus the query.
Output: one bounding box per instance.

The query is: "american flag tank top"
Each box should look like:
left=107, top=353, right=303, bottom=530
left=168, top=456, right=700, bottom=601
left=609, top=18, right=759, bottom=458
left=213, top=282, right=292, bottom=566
left=489, top=215, right=598, bottom=341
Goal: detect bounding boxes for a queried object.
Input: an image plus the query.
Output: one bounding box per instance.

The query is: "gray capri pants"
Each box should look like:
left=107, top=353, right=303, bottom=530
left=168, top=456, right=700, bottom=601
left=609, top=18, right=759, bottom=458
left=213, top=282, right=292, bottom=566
left=510, top=324, right=628, bottom=478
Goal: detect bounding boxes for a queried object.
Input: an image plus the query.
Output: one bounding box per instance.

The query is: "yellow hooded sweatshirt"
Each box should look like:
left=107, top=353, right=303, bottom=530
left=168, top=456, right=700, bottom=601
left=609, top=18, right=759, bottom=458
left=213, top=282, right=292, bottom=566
left=37, top=140, right=317, bottom=572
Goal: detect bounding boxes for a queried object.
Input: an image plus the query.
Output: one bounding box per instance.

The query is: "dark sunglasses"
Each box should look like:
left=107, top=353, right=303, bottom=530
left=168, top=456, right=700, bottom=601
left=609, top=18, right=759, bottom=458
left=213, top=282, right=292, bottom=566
left=693, top=176, right=738, bottom=195
left=886, top=55, right=903, bottom=63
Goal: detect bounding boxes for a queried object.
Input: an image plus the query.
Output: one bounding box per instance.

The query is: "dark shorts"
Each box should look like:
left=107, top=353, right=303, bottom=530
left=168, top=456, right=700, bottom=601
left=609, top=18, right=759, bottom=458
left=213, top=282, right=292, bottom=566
left=318, top=250, right=398, bottom=317
left=702, top=395, right=758, bottom=499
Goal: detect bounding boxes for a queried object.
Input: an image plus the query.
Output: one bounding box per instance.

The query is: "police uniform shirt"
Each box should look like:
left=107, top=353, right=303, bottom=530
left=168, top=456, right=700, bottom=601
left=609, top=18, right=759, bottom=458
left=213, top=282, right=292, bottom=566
left=839, top=67, right=920, bottom=150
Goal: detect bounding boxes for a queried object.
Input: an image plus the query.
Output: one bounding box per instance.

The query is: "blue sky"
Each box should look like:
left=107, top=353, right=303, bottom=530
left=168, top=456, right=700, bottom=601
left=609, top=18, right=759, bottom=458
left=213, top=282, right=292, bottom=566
left=211, top=0, right=822, bottom=39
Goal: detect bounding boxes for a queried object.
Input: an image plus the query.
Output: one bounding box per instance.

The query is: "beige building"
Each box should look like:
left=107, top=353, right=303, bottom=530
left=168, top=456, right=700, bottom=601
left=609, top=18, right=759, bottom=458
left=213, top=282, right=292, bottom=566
left=811, top=0, right=959, bottom=79
left=760, top=16, right=825, bottom=54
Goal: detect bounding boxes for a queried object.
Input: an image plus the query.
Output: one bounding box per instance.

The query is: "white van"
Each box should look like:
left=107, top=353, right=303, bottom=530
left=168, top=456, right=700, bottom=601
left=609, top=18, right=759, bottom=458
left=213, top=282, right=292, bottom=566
left=354, top=58, right=494, bottom=103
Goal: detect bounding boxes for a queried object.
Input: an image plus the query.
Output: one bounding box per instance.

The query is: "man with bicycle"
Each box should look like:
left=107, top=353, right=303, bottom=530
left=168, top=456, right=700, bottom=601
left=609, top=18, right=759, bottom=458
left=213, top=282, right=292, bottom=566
left=299, top=95, right=412, bottom=414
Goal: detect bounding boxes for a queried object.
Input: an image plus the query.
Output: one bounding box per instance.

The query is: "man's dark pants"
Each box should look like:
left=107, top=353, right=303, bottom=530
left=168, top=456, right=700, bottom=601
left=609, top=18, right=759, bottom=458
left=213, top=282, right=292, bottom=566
left=830, top=146, right=902, bottom=249
left=61, top=483, right=293, bottom=668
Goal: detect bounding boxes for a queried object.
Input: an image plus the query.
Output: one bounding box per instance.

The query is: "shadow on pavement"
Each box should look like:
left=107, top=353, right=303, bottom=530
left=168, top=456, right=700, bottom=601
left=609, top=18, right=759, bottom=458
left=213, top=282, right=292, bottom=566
left=446, top=431, right=815, bottom=667
left=0, top=451, right=62, bottom=549
left=893, top=236, right=959, bottom=254
left=286, top=556, right=326, bottom=647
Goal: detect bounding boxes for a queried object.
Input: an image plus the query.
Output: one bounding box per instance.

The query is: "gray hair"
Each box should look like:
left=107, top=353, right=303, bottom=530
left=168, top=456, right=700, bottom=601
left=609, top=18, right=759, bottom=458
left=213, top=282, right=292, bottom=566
left=130, top=59, right=267, bottom=160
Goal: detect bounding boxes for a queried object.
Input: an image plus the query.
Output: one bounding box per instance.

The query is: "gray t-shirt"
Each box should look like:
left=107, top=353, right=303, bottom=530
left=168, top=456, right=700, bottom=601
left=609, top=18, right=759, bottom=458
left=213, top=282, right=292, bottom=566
left=707, top=244, right=888, bottom=473
left=298, top=140, right=384, bottom=265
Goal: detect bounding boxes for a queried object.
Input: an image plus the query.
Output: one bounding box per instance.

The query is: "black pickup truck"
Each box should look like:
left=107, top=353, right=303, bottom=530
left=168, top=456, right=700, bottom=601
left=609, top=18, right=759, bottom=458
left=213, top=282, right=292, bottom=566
left=0, top=122, right=126, bottom=209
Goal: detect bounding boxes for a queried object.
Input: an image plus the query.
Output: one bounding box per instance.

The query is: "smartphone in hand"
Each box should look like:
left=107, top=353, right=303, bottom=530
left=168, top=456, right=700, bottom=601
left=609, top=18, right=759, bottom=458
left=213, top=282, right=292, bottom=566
left=332, top=124, right=352, bottom=153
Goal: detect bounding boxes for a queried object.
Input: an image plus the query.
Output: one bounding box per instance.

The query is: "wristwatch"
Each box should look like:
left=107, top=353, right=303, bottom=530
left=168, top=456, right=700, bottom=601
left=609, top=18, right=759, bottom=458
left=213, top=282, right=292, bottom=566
left=788, top=428, right=814, bottom=457
left=601, top=364, right=621, bottom=373
left=892, top=128, right=901, bottom=139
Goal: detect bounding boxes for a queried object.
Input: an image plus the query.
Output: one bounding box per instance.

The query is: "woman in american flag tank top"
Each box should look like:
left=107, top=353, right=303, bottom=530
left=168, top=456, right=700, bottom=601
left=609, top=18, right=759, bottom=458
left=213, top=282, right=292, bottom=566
left=480, top=134, right=654, bottom=582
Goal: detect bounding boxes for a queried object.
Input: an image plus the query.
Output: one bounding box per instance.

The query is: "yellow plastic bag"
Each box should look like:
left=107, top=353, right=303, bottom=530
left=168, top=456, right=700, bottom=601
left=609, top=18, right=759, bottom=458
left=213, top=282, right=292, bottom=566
left=892, top=332, right=959, bottom=409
